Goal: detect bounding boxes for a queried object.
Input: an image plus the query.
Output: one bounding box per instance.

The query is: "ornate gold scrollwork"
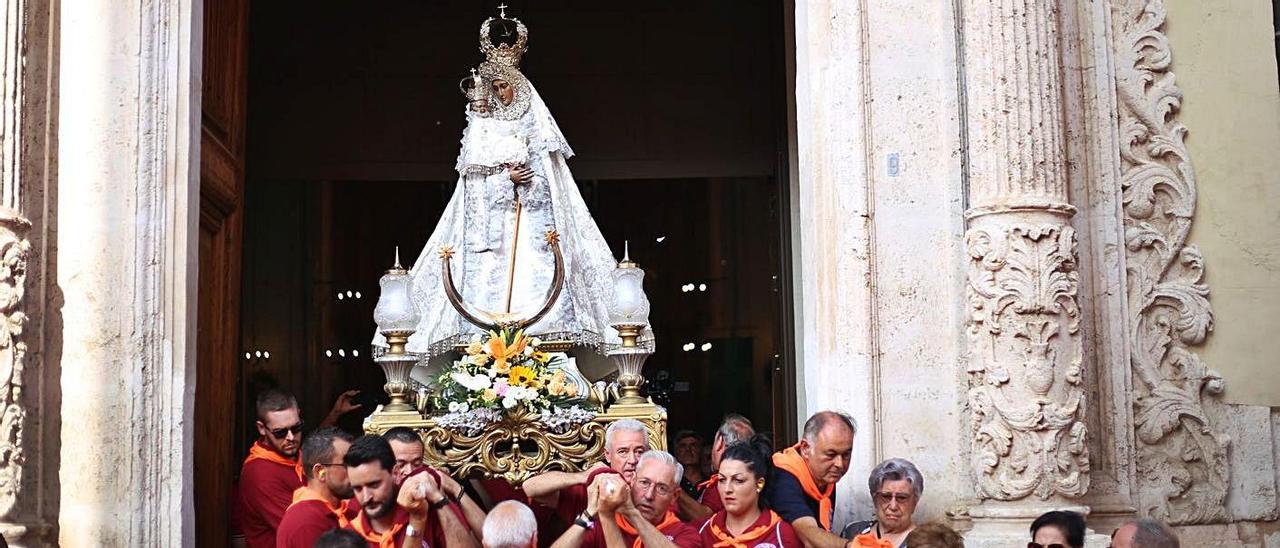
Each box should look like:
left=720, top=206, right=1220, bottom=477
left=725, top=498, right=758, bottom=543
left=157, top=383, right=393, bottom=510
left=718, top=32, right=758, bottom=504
left=365, top=402, right=668, bottom=486
left=420, top=410, right=606, bottom=485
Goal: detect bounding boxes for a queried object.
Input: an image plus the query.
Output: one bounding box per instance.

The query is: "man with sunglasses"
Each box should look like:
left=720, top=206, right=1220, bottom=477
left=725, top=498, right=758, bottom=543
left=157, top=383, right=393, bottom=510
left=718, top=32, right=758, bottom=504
left=235, top=388, right=362, bottom=548
left=276, top=427, right=356, bottom=548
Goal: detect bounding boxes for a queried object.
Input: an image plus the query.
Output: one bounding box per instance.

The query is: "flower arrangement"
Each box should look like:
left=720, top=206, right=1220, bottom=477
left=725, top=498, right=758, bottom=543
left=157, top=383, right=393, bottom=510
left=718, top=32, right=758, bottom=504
left=431, top=330, right=594, bottom=430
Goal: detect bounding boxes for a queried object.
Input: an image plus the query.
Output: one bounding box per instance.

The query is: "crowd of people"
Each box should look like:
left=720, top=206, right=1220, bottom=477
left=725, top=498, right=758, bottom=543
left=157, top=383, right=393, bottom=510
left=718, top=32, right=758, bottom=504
left=233, top=388, right=1184, bottom=548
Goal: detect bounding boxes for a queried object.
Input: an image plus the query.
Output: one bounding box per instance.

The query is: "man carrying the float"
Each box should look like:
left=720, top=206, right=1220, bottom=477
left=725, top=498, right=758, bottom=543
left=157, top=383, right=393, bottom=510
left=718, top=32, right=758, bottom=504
left=524, top=419, right=650, bottom=532
left=551, top=451, right=704, bottom=548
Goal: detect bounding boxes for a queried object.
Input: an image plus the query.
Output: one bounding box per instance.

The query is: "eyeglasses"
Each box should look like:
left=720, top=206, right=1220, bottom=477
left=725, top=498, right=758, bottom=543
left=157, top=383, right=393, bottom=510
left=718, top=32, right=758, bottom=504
left=635, top=478, right=674, bottom=497
left=267, top=421, right=304, bottom=439
left=873, top=492, right=914, bottom=505
left=1027, top=543, right=1066, bottom=548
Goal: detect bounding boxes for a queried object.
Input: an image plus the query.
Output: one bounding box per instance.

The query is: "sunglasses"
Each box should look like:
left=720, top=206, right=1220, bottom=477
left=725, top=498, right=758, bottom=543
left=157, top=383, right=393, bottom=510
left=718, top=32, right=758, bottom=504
left=266, top=421, right=304, bottom=439
left=1028, top=544, right=1066, bottom=548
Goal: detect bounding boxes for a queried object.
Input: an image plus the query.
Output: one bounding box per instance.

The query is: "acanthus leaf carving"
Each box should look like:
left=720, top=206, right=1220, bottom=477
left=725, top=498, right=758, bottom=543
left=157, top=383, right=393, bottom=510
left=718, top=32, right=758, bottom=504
left=0, top=218, right=29, bottom=519
left=1113, top=0, right=1229, bottom=525
left=966, top=223, right=1090, bottom=501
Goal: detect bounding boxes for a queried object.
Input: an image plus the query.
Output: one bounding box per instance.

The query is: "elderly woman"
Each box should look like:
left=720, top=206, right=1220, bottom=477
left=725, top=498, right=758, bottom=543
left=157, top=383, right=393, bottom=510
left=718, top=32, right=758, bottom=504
left=842, top=458, right=924, bottom=548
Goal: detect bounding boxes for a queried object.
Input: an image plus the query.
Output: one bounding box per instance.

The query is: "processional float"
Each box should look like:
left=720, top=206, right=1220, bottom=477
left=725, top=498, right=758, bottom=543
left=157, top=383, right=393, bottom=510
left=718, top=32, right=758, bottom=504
left=362, top=12, right=666, bottom=483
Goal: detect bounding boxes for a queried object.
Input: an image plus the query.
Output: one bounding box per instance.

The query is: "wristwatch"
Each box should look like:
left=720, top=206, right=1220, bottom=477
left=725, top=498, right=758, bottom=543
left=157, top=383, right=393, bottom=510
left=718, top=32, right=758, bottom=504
left=429, top=496, right=451, bottom=511
left=574, top=511, right=596, bottom=530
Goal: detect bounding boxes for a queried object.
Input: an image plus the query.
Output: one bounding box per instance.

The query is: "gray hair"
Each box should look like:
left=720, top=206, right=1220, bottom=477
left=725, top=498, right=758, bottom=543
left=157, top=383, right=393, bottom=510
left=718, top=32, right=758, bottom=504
left=802, top=410, right=857, bottom=443
left=868, top=458, right=924, bottom=498
left=482, top=500, right=537, bottom=548
left=637, top=450, right=684, bottom=485
left=605, top=419, right=650, bottom=451
left=1129, top=518, right=1179, bottom=548
left=716, top=414, right=755, bottom=445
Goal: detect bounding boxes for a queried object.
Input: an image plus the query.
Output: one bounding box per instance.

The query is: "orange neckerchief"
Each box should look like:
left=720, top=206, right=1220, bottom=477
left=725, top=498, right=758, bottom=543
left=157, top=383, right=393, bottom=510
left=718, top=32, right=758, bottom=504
left=772, top=444, right=833, bottom=530
left=350, top=508, right=407, bottom=548
left=615, top=510, right=683, bottom=548
left=697, top=473, right=720, bottom=494
left=288, top=485, right=352, bottom=530
left=851, top=532, right=895, bottom=548
left=707, top=510, right=782, bottom=548
left=243, top=440, right=304, bottom=483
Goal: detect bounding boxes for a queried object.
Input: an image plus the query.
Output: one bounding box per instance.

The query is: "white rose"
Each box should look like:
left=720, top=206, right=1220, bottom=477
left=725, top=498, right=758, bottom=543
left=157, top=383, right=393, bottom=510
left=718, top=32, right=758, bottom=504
left=502, top=396, right=517, bottom=409
left=451, top=372, right=491, bottom=391
left=448, top=401, right=462, bottom=413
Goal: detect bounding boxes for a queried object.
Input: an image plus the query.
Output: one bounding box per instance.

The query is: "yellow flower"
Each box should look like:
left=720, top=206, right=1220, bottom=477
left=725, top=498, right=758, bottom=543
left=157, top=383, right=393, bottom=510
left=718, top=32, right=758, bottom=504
left=481, top=388, right=497, bottom=402
left=531, top=350, right=552, bottom=364
left=547, top=378, right=567, bottom=397
left=509, top=365, right=538, bottom=387
left=492, top=357, right=511, bottom=374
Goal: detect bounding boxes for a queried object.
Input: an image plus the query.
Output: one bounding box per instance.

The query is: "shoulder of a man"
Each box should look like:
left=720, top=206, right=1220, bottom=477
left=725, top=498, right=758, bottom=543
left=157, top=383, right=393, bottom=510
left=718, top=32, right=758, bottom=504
left=240, top=457, right=299, bottom=491
left=668, top=520, right=706, bottom=548
left=275, top=500, right=336, bottom=548
left=767, top=467, right=816, bottom=524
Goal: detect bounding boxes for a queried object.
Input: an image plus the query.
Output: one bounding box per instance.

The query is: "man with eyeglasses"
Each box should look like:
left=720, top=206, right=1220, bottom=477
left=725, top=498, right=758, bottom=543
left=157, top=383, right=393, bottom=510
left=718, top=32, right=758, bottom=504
left=275, top=427, right=356, bottom=548
left=525, top=418, right=651, bottom=536
left=551, top=450, right=703, bottom=548
left=234, top=388, right=362, bottom=548
left=768, top=410, right=856, bottom=548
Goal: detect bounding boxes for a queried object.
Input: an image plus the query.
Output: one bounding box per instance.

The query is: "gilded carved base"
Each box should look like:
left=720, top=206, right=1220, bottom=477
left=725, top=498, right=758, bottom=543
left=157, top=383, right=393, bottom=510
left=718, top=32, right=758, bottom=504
left=365, top=400, right=667, bottom=486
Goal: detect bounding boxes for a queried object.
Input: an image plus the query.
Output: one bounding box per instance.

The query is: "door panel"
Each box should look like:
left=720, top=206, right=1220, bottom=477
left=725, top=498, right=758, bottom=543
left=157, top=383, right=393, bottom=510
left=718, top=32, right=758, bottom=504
left=196, top=0, right=248, bottom=545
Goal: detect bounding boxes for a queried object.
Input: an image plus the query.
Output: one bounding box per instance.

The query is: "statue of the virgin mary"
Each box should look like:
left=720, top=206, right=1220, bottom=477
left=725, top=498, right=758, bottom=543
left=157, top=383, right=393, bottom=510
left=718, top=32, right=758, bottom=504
left=373, top=14, right=652, bottom=378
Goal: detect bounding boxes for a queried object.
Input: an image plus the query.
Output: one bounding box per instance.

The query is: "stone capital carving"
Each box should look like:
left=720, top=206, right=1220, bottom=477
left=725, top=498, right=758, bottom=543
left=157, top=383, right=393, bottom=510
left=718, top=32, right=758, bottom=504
left=966, top=222, right=1090, bottom=501
left=1113, top=0, right=1229, bottom=525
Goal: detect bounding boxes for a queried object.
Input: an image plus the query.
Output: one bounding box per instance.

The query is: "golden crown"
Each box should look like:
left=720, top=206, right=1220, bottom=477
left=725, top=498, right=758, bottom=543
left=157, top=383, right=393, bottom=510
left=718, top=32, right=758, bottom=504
left=478, top=13, right=528, bottom=68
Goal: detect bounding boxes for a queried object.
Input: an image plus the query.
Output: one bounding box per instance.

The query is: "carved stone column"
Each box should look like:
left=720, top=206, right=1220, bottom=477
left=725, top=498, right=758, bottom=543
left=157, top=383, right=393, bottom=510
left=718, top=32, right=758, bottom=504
left=0, top=0, right=52, bottom=544
left=959, top=1, right=1103, bottom=544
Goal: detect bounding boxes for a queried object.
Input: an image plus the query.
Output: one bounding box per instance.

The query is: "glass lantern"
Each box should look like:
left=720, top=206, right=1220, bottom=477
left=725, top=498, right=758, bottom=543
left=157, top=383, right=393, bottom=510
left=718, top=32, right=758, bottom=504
left=373, top=248, right=420, bottom=354
left=608, top=242, right=650, bottom=347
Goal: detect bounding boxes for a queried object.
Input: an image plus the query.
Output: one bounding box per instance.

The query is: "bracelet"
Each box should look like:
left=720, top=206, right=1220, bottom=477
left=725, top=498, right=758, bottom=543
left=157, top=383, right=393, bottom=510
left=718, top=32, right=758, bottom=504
left=574, top=511, right=595, bottom=530
left=448, top=487, right=466, bottom=502
left=405, top=524, right=420, bottom=538
left=429, top=496, right=451, bottom=511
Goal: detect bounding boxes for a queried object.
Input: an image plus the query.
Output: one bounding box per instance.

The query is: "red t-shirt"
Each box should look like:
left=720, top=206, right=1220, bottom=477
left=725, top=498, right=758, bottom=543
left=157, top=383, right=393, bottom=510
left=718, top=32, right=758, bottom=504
left=479, top=478, right=562, bottom=546
left=237, top=444, right=306, bottom=548
left=698, top=510, right=801, bottom=548
left=551, top=468, right=621, bottom=525
left=581, top=514, right=704, bottom=548
left=276, top=497, right=353, bottom=548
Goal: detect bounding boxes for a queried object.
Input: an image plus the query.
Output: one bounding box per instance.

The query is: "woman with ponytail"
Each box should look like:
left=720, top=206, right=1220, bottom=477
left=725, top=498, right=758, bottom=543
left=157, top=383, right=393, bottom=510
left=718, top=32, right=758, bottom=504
left=698, top=434, right=801, bottom=547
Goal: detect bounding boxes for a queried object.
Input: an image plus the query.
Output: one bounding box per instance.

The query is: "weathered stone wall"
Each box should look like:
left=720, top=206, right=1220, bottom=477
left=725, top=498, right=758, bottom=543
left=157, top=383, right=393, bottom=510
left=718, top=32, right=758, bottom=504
left=790, top=0, right=968, bottom=528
